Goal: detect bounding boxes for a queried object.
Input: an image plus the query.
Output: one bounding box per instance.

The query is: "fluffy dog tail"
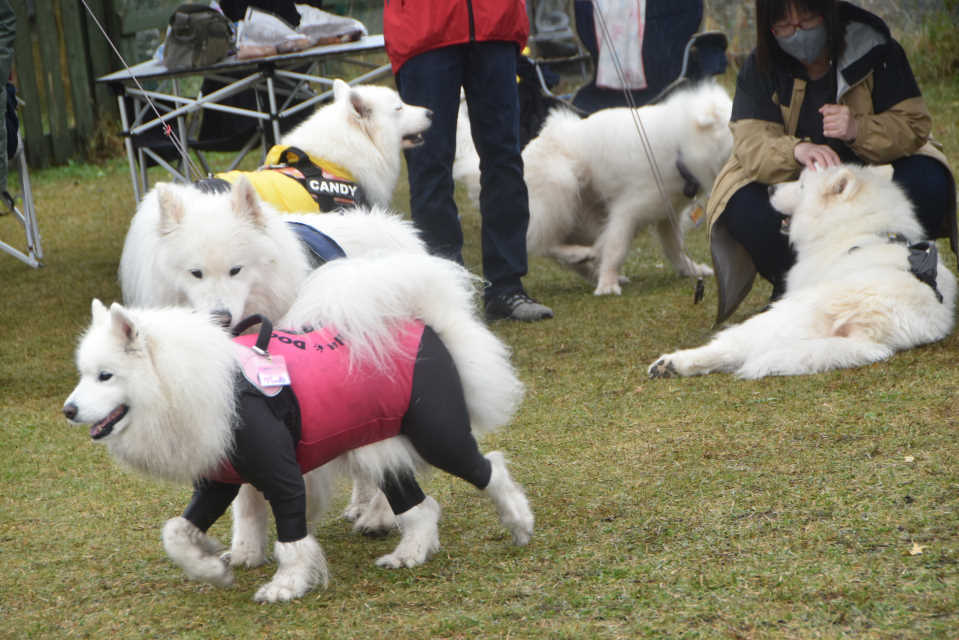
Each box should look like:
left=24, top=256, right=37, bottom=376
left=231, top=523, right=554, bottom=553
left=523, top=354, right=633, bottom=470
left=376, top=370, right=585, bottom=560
left=280, top=253, right=524, bottom=434
left=522, top=108, right=586, bottom=255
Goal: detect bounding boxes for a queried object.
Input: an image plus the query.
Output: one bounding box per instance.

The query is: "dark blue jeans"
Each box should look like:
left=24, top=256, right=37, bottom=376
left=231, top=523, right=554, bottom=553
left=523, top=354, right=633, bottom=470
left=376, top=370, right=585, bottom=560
left=395, top=41, right=529, bottom=301
left=721, top=155, right=956, bottom=286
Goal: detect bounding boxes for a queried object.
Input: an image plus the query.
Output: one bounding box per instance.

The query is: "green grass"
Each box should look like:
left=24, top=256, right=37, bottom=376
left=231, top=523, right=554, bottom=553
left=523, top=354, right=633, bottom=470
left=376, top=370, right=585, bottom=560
left=1, top=62, right=959, bottom=640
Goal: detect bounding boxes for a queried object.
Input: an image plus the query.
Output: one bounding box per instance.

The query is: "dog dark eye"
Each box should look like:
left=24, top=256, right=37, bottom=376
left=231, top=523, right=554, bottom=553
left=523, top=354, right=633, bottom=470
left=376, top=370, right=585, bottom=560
left=98, top=371, right=113, bottom=382
left=395, top=106, right=402, bottom=112
left=229, top=266, right=242, bottom=276
left=190, top=269, right=203, bottom=279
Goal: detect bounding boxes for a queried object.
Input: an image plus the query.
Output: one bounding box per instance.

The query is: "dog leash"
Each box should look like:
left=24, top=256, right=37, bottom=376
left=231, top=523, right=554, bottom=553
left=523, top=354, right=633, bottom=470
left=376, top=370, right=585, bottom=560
left=81, top=0, right=205, bottom=183
left=590, top=4, right=706, bottom=304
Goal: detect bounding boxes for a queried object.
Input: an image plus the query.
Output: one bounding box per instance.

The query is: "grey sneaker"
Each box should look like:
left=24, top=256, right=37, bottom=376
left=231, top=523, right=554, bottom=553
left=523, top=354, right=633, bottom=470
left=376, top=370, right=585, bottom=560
left=485, top=291, right=554, bottom=322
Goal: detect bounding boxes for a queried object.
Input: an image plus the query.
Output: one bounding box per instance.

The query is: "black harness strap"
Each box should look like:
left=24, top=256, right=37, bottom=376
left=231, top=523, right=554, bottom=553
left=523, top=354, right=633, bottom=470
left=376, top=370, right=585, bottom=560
left=273, top=146, right=370, bottom=211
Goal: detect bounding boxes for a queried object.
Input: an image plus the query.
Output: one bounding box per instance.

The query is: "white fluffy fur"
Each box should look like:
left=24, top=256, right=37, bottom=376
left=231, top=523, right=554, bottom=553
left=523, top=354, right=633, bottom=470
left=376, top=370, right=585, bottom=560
left=282, top=78, right=432, bottom=208
left=65, top=300, right=237, bottom=484
left=453, top=81, right=732, bottom=295
left=648, top=164, right=957, bottom=379
left=255, top=535, right=329, bottom=603
left=64, top=253, right=532, bottom=601
left=162, top=517, right=233, bottom=587
left=524, top=82, right=732, bottom=295
left=119, top=78, right=430, bottom=326
left=118, top=177, right=426, bottom=328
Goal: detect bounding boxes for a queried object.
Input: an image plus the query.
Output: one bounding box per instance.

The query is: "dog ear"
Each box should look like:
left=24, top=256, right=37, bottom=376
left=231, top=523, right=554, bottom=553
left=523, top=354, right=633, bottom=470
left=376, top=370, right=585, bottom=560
left=866, top=164, right=895, bottom=181
left=337, top=81, right=371, bottom=120
left=332, top=78, right=350, bottom=103
left=231, top=176, right=267, bottom=228
left=91, top=298, right=108, bottom=324
left=826, top=167, right=858, bottom=200
left=156, top=184, right=185, bottom=236
left=108, top=302, right=139, bottom=347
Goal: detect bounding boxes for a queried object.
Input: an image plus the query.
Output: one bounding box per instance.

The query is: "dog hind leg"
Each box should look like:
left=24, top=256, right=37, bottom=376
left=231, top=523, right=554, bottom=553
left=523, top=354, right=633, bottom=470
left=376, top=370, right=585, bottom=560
left=593, top=201, right=645, bottom=295
left=735, top=337, right=893, bottom=378
left=654, top=215, right=713, bottom=277
left=374, top=494, right=441, bottom=569
left=483, top=451, right=534, bottom=545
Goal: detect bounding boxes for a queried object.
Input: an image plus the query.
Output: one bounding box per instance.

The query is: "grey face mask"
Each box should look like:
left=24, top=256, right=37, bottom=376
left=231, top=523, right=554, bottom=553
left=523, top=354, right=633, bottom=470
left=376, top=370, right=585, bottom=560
left=775, top=23, right=828, bottom=64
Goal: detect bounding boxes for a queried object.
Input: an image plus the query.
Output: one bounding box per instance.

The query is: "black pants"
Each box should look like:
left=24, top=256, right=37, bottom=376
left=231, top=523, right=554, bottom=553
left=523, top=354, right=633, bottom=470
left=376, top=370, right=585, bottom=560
left=183, top=326, right=491, bottom=542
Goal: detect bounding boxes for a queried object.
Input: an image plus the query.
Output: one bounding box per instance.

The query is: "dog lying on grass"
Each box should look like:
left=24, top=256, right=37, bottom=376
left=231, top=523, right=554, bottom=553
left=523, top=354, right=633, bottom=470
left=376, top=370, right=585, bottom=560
left=648, top=164, right=956, bottom=378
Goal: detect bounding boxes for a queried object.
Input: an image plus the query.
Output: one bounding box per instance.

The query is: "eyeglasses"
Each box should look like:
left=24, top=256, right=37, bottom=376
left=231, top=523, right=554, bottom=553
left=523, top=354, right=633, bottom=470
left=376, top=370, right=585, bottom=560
left=771, top=14, right=823, bottom=37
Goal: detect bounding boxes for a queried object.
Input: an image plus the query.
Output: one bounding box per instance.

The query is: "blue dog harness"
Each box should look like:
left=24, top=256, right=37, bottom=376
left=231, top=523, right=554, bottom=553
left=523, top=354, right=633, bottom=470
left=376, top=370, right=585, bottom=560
left=192, top=177, right=347, bottom=267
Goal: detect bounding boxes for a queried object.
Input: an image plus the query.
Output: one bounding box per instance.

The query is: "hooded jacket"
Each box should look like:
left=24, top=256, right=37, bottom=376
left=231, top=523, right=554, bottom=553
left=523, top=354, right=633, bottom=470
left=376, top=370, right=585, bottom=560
left=707, top=1, right=956, bottom=323
left=383, top=0, right=530, bottom=73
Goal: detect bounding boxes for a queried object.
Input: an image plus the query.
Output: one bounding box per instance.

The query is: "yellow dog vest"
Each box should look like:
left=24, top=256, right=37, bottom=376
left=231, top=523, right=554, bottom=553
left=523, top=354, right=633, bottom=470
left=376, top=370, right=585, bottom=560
left=218, top=145, right=368, bottom=213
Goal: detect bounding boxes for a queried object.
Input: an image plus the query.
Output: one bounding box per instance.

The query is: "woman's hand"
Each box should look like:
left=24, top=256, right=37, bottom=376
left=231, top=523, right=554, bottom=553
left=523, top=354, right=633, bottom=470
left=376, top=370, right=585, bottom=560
left=820, top=104, right=858, bottom=141
left=794, top=142, right=841, bottom=168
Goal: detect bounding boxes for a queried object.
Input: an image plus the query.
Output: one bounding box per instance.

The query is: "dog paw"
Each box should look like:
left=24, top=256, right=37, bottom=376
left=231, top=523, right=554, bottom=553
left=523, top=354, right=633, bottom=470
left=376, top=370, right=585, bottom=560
left=224, top=541, right=268, bottom=568
left=254, top=577, right=309, bottom=603
left=352, top=491, right=397, bottom=536
left=186, top=554, right=235, bottom=587
left=648, top=358, right=679, bottom=378
left=593, top=280, right=623, bottom=296
left=254, top=536, right=328, bottom=602
left=374, top=497, right=440, bottom=569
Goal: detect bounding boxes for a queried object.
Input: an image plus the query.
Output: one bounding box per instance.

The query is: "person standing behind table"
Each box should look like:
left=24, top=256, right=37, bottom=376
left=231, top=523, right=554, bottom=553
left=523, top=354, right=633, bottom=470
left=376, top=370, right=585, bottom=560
left=383, top=0, right=554, bottom=322
left=706, top=0, right=957, bottom=324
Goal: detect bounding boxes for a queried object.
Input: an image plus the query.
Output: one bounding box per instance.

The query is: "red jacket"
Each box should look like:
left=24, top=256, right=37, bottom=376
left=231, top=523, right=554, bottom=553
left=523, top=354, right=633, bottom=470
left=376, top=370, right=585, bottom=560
left=383, top=0, right=529, bottom=73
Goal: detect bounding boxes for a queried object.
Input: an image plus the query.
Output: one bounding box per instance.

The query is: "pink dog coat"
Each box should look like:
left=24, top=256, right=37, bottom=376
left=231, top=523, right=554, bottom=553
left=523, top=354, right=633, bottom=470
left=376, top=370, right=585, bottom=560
left=210, top=322, right=424, bottom=484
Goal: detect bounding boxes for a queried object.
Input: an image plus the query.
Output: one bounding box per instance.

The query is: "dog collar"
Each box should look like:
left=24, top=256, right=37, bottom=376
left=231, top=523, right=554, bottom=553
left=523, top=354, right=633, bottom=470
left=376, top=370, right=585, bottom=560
left=676, top=153, right=700, bottom=198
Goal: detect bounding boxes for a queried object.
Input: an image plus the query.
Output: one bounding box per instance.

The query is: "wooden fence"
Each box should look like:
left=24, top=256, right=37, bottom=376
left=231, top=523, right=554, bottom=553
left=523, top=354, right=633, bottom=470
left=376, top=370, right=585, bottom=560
left=11, top=0, right=167, bottom=168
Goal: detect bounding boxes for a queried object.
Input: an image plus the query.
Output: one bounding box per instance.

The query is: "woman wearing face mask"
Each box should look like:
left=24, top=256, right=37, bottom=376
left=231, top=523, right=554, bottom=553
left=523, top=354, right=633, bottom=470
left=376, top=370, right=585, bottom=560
left=706, top=0, right=957, bottom=323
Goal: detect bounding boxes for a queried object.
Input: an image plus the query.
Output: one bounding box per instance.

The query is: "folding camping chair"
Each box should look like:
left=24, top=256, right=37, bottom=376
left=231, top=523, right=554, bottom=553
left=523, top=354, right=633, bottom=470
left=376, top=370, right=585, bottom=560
left=0, top=114, right=42, bottom=268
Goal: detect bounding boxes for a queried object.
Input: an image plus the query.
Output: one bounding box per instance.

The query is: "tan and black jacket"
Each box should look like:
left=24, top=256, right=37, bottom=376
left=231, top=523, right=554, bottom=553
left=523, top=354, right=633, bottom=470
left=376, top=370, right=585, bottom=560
left=707, top=1, right=956, bottom=323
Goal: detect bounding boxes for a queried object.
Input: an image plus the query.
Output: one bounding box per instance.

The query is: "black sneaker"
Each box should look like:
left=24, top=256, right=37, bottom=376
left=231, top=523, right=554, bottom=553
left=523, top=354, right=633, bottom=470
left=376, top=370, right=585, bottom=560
left=485, top=291, right=554, bottom=322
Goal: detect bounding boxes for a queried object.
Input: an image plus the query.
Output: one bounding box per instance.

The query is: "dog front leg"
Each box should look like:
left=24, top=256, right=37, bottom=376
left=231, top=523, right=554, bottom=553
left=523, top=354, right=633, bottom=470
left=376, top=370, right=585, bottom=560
left=227, top=484, right=270, bottom=567
left=375, top=496, right=441, bottom=569
left=593, top=203, right=643, bottom=295
left=254, top=535, right=329, bottom=603
left=162, top=517, right=234, bottom=587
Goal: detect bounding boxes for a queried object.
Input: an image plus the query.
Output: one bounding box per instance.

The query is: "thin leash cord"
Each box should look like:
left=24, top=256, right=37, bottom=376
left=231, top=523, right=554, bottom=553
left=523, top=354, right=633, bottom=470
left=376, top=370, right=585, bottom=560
left=590, top=4, right=679, bottom=227
left=80, top=0, right=203, bottom=182
left=590, top=3, right=705, bottom=302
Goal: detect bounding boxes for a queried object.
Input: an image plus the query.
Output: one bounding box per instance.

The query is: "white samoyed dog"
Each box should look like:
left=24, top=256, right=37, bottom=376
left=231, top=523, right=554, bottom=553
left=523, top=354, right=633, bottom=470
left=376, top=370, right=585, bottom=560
left=120, top=78, right=433, bottom=326
left=453, top=82, right=733, bottom=295
left=648, top=164, right=957, bottom=379
left=119, top=176, right=425, bottom=329
left=63, top=253, right=533, bottom=602
left=524, top=82, right=732, bottom=295
left=119, top=178, right=429, bottom=535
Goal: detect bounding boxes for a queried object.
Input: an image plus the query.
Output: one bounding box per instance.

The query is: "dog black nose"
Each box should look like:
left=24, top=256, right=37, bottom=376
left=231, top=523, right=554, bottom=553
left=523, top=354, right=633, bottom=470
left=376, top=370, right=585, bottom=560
left=425, top=109, right=433, bottom=120
left=63, top=403, right=78, bottom=420
left=211, top=309, right=232, bottom=328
